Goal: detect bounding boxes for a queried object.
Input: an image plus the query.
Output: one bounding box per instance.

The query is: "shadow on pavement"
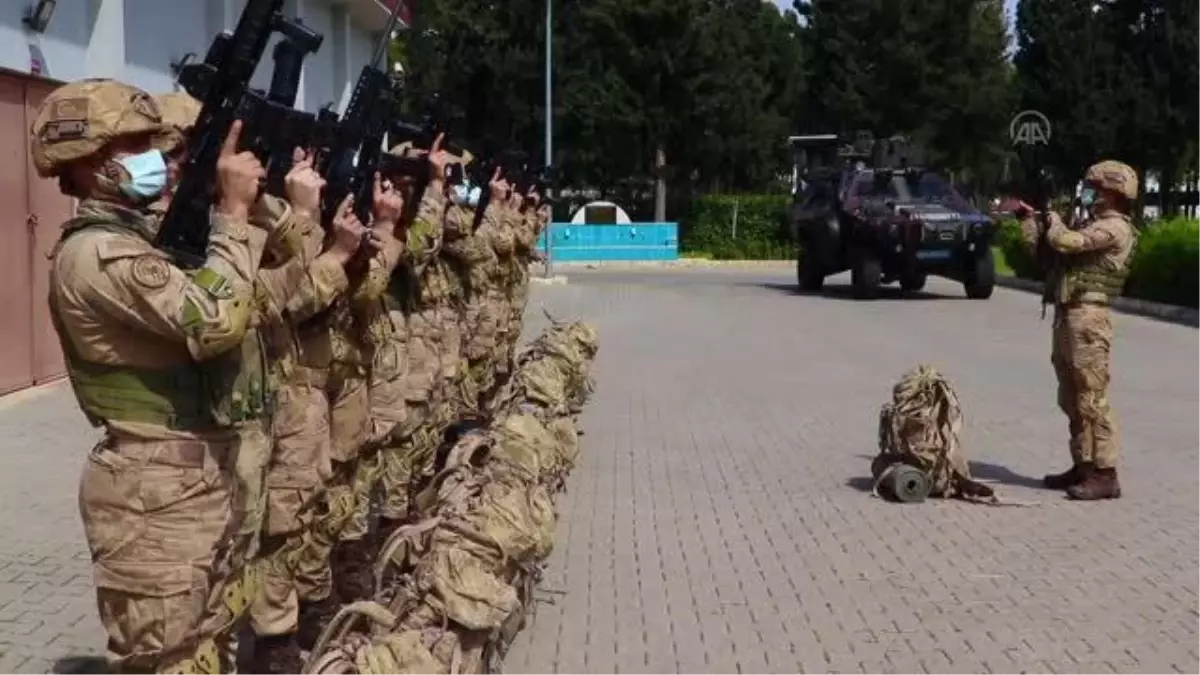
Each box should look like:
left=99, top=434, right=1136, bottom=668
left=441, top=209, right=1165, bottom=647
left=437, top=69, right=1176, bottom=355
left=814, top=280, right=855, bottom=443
left=847, top=457, right=1046, bottom=494
left=969, top=460, right=1046, bottom=490
left=845, top=475, right=876, bottom=492
left=51, top=656, right=107, bottom=674
left=749, top=281, right=963, bottom=302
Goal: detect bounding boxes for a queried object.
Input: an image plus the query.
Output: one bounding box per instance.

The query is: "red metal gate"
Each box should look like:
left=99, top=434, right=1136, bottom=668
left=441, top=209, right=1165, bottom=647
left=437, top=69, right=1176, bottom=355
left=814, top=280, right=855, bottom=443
left=0, top=70, right=70, bottom=395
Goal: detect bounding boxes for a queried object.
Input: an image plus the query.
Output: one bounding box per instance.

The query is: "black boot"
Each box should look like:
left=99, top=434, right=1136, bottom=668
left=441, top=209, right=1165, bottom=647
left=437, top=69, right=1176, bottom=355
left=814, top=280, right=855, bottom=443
left=331, top=536, right=376, bottom=603
left=1044, top=461, right=1091, bottom=490
left=296, top=595, right=341, bottom=652
left=250, top=633, right=304, bottom=674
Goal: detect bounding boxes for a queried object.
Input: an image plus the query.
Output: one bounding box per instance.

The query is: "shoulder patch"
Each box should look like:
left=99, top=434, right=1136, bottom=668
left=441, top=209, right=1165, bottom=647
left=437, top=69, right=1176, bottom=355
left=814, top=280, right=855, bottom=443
left=94, top=234, right=161, bottom=263
left=131, top=256, right=171, bottom=290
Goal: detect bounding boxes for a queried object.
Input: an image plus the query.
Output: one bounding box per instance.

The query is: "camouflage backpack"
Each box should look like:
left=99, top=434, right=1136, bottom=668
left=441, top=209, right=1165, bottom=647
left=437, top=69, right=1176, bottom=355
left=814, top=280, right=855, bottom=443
left=873, top=365, right=994, bottom=503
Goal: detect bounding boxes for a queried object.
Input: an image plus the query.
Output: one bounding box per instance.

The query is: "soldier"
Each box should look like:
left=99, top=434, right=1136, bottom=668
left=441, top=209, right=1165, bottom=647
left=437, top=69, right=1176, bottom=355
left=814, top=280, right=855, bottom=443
left=373, top=139, right=455, bottom=548
left=443, top=168, right=511, bottom=419
left=1019, top=160, right=1138, bottom=500
left=312, top=169, right=411, bottom=614
left=33, top=79, right=269, bottom=672
left=153, top=91, right=397, bottom=671
left=507, top=184, right=550, bottom=356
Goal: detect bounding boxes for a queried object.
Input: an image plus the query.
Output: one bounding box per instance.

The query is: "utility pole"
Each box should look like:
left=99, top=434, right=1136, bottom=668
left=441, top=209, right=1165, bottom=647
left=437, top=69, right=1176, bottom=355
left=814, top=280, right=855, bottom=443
left=543, top=0, right=555, bottom=278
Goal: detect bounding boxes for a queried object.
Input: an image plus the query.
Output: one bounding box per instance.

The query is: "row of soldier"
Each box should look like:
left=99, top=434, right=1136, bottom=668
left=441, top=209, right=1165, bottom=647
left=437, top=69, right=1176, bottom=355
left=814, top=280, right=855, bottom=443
left=31, top=78, right=552, bottom=674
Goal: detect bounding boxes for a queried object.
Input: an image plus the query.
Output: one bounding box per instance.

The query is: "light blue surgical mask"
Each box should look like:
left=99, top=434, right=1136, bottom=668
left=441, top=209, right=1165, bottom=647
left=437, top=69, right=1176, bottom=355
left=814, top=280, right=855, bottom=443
left=1079, top=186, right=1098, bottom=206
left=113, top=150, right=168, bottom=202
left=451, top=183, right=471, bottom=205
left=451, top=183, right=482, bottom=208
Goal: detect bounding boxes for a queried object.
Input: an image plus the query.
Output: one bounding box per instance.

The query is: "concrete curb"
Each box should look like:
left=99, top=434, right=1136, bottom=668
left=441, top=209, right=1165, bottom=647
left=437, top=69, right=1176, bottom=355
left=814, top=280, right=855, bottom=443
left=545, top=259, right=793, bottom=271
left=995, top=276, right=1199, bottom=328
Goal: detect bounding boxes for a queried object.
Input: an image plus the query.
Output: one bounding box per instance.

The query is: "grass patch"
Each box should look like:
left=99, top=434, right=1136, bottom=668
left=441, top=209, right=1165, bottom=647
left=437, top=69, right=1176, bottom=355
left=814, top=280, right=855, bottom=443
left=991, top=246, right=1015, bottom=277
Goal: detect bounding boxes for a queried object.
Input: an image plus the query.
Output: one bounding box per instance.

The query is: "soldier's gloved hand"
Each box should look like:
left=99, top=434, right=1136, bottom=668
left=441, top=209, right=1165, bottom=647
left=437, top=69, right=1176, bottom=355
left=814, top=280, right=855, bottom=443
left=327, top=194, right=367, bottom=265
left=216, top=120, right=266, bottom=222
left=285, top=149, right=325, bottom=222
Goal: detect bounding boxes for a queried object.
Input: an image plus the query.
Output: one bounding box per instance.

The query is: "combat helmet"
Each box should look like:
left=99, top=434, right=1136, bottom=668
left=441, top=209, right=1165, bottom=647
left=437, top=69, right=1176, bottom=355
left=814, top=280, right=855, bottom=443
left=153, top=91, right=201, bottom=153
left=1084, top=160, right=1139, bottom=201
left=29, top=78, right=168, bottom=178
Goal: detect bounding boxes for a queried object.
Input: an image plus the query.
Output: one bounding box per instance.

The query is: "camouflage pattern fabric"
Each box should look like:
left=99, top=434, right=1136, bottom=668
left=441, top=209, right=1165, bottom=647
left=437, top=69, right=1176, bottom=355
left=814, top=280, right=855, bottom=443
left=873, top=365, right=995, bottom=502
left=301, top=322, right=599, bottom=675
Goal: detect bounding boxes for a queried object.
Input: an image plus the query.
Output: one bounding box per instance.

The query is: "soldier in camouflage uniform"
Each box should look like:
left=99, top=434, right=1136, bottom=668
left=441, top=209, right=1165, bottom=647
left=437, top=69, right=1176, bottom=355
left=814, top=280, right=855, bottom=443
left=373, top=148, right=476, bottom=536
left=443, top=169, right=515, bottom=419
left=152, top=92, right=394, bottom=671
left=1019, top=160, right=1138, bottom=500
left=308, top=176, right=410, bottom=618
left=498, top=186, right=551, bottom=379
left=34, top=79, right=271, bottom=673
left=373, top=140, right=455, bottom=547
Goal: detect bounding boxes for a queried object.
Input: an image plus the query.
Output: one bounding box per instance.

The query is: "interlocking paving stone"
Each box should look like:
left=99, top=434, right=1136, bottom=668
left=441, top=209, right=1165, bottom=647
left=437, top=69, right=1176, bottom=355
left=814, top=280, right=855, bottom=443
left=1, top=268, right=1195, bottom=674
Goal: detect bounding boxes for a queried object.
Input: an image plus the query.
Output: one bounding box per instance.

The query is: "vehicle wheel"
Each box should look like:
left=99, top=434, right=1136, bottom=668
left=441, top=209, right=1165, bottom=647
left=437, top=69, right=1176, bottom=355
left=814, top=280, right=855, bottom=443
left=900, top=271, right=927, bottom=292
left=797, top=247, right=825, bottom=291
left=851, top=250, right=882, bottom=299
left=963, top=248, right=995, bottom=299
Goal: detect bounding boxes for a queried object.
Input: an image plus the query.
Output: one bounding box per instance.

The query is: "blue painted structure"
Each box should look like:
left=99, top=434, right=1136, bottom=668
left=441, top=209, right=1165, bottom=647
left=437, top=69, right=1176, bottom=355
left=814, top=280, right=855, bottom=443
left=536, top=223, right=679, bottom=262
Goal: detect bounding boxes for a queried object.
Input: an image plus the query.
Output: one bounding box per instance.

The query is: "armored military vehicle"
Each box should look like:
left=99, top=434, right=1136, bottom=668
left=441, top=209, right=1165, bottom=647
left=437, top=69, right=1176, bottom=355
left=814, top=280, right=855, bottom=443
left=788, top=133, right=996, bottom=300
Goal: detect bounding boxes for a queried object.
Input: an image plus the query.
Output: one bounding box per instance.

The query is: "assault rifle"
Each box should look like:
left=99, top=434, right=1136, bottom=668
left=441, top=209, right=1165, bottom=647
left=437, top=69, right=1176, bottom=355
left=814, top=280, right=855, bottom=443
left=181, top=26, right=325, bottom=197
left=245, top=27, right=324, bottom=196
left=156, top=0, right=317, bottom=268
left=1010, top=140, right=1061, bottom=317
left=317, top=0, right=405, bottom=227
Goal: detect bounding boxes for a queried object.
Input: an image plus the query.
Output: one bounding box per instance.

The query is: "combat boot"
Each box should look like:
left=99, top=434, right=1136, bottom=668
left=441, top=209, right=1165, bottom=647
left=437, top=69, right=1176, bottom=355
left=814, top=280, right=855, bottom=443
left=331, top=536, right=376, bottom=603
left=250, top=633, right=305, bottom=674
left=1067, top=467, right=1121, bottom=500
left=296, top=594, right=340, bottom=652
left=1043, top=462, right=1092, bottom=490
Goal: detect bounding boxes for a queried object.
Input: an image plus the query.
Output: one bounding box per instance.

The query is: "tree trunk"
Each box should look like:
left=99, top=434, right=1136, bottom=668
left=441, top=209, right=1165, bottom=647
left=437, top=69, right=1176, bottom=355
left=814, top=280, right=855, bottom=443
left=654, top=145, right=667, bottom=223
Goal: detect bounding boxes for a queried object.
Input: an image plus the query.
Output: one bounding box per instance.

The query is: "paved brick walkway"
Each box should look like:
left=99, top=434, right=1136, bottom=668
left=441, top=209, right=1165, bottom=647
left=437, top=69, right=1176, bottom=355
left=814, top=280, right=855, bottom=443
left=1, top=268, right=1196, bottom=674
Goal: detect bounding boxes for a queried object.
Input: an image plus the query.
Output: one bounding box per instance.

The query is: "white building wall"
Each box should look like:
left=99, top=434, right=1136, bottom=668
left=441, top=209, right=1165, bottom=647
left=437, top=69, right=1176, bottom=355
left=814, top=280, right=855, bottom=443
left=0, top=0, right=388, bottom=114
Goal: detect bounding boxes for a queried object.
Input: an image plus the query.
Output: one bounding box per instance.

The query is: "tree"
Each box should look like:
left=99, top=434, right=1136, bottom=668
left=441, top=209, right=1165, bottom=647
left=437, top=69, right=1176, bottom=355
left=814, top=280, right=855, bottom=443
left=796, top=0, right=1013, bottom=194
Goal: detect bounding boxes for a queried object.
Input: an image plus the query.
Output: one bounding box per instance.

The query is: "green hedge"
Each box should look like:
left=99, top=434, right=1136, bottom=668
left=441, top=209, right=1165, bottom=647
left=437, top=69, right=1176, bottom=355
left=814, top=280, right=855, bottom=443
left=680, top=194, right=793, bottom=260
left=996, top=216, right=1199, bottom=308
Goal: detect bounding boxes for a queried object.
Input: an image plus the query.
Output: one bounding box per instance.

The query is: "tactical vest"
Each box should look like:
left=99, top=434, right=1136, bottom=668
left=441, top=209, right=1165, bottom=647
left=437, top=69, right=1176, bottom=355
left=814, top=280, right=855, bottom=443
left=50, top=217, right=271, bottom=431
left=1054, top=217, right=1136, bottom=306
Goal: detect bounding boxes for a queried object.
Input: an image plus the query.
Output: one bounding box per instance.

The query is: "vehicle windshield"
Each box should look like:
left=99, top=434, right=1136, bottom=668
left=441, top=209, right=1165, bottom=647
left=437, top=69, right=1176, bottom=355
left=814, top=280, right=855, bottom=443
left=848, top=170, right=972, bottom=209
left=849, top=172, right=909, bottom=200
left=907, top=172, right=956, bottom=200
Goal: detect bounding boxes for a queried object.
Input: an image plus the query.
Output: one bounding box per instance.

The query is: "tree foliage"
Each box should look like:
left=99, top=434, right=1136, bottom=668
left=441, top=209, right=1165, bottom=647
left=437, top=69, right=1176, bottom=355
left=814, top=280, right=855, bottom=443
left=391, top=0, right=1196, bottom=218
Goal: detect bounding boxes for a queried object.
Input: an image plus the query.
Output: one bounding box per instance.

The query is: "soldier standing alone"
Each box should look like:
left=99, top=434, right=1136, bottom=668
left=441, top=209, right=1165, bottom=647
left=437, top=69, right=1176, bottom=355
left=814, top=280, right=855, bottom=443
left=1019, top=160, right=1138, bottom=500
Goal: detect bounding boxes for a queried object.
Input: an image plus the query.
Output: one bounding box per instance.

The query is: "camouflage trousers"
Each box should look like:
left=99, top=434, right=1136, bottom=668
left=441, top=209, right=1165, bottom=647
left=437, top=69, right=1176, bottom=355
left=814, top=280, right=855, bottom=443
left=460, top=298, right=506, bottom=413
left=378, top=405, right=438, bottom=521
left=311, top=371, right=375, bottom=549
left=79, top=431, right=262, bottom=674
left=249, top=379, right=334, bottom=638
left=500, top=277, right=529, bottom=372
left=1052, top=304, right=1120, bottom=469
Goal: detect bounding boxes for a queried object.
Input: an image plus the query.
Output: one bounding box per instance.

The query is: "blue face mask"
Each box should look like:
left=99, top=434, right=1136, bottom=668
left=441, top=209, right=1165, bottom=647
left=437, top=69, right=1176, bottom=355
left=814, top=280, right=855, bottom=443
left=113, top=150, right=168, bottom=201
left=451, top=183, right=471, bottom=205
left=1079, top=186, right=1098, bottom=206
left=452, top=183, right=482, bottom=208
